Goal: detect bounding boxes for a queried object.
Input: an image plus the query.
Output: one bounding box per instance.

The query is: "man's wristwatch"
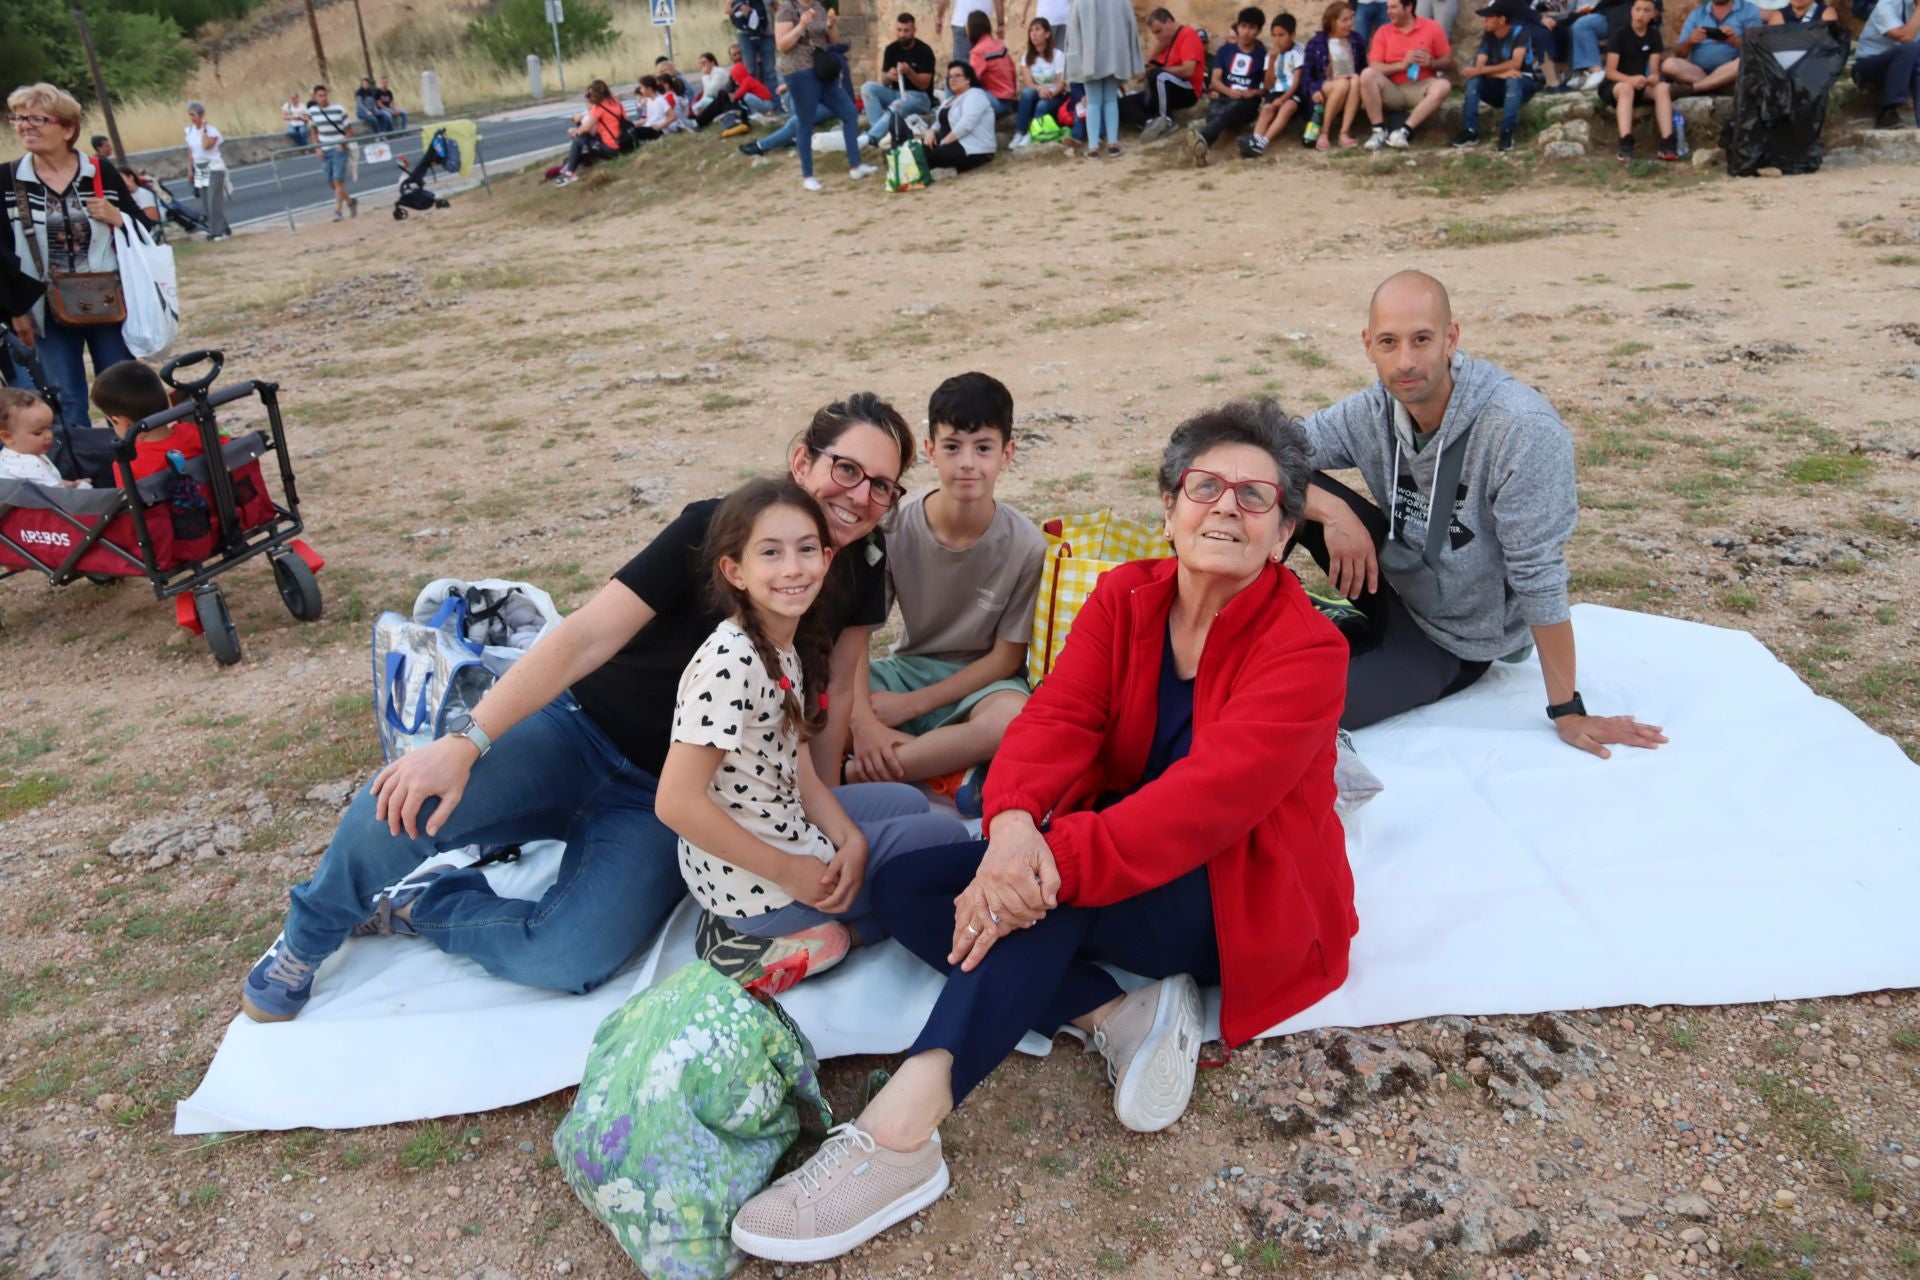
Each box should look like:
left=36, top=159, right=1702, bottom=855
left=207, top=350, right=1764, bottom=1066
left=1546, top=692, right=1587, bottom=722
left=447, top=713, right=493, bottom=758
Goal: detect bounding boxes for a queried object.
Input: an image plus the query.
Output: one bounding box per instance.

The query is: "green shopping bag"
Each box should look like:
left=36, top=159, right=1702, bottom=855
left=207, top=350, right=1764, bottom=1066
left=887, top=139, right=933, bottom=192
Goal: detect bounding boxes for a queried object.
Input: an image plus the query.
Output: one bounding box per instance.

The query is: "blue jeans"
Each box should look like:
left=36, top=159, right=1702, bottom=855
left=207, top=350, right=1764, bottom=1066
left=1015, top=86, right=1064, bottom=132
left=873, top=840, right=1221, bottom=1103
left=730, top=783, right=967, bottom=945
left=860, top=81, right=934, bottom=143
left=1571, top=12, right=1610, bottom=69
left=1683, top=39, right=1739, bottom=73
left=782, top=67, right=862, bottom=177
left=286, top=124, right=309, bottom=147
left=742, top=35, right=780, bottom=104
left=1353, top=2, right=1391, bottom=56
left=757, top=103, right=834, bottom=150
left=9, top=314, right=133, bottom=430
left=321, top=147, right=350, bottom=183
left=1854, top=42, right=1920, bottom=111
left=281, top=694, right=684, bottom=993
left=1080, top=75, right=1122, bottom=146
left=1462, top=74, right=1540, bottom=132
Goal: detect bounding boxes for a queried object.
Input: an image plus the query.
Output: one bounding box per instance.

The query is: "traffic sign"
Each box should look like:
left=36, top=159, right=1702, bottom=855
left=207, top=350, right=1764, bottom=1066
left=651, top=0, right=676, bottom=25
left=545, top=0, right=564, bottom=21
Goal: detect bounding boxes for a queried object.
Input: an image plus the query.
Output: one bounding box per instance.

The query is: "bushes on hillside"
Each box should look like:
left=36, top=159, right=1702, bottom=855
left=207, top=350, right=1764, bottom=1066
left=0, top=0, right=199, bottom=104
left=468, top=0, right=618, bottom=69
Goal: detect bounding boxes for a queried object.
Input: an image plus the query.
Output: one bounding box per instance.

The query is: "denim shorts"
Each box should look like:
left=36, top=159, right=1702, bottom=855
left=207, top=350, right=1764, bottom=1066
left=321, top=147, right=350, bottom=183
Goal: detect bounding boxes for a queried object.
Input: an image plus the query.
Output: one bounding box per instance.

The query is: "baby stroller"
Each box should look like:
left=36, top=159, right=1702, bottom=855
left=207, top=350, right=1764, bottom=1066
left=0, top=349, right=326, bottom=665
left=392, top=129, right=459, bottom=220
left=152, top=173, right=209, bottom=240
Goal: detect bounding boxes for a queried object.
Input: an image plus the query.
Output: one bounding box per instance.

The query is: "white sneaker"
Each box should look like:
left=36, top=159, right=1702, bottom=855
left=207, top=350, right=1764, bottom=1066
left=1363, top=126, right=1389, bottom=150
left=1578, top=68, right=1606, bottom=90
left=1092, top=974, right=1206, bottom=1133
left=1009, top=132, right=1031, bottom=149
left=1386, top=126, right=1411, bottom=149
left=802, top=176, right=823, bottom=191
left=848, top=163, right=877, bottom=180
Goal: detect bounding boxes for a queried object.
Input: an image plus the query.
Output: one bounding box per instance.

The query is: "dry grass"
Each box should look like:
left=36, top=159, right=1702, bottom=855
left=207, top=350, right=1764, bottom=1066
left=110, top=0, right=740, bottom=152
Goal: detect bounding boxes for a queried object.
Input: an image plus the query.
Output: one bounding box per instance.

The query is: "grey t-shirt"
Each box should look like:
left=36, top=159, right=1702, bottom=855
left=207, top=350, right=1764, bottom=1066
left=885, top=491, right=1048, bottom=665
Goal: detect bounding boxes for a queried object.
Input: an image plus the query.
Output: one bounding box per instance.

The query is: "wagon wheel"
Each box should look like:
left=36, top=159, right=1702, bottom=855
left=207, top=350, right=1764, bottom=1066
left=271, top=552, right=324, bottom=622
left=195, top=585, right=242, bottom=666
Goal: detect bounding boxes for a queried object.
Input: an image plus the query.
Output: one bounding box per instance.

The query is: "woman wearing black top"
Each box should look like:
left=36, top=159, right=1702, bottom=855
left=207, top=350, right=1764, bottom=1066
left=1761, top=0, right=1836, bottom=23
left=4, top=83, right=141, bottom=429
left=240, top=394, right=922, bottom=1024
left=1601, top=0, right=1679, bottom=161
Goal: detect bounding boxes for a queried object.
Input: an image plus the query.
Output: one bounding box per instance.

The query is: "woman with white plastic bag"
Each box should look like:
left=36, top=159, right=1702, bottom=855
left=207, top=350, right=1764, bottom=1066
left=114, top=213, right=178, bottom=358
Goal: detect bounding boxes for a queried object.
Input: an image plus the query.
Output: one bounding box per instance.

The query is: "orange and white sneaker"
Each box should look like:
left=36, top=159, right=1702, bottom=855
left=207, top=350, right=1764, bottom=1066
left=695, top=912, right=850, bottom=997
left=732, top=1123, right=949, bottom=1262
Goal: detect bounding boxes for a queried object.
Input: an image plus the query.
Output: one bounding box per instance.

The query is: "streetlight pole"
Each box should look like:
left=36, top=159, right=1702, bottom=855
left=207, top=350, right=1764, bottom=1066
left=351, top=0, right=375, bottom=81
left=69, top=0, right=126, bottom=160
left=304, top=0, right=331, bottom=85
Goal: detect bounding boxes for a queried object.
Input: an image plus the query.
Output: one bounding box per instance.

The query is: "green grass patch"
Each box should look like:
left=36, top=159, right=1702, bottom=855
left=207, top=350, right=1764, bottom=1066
left=1747, top=1073, right=1877, bottom=1204
left=1630, top=281, right=1695, bottom=292
left=1286, top=345, right=1331, bottom=370
left=1581, top=429, right=1655, bottom=467
left=401, top=1122, right=465, bottom=1169
left=0, top=772, right=70, bottom=819
left=1719, top=585, right=1759, bottom=614
left=1032, top=305, right=1139, bottom=333
left=1784, top=453, right=1871, bottom=485
left=1569, top=563, right=1639, bottom=593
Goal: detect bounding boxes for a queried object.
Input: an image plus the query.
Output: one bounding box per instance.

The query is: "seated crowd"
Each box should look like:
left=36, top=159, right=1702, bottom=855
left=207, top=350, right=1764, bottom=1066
left=543, top=0, right=1903, bottom=184
left=235, top=270, right=1666, bottom=1262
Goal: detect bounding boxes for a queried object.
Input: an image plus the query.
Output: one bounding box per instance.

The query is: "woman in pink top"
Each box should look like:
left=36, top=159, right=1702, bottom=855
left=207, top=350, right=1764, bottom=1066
left=967, top=10, right=1022, bottom=113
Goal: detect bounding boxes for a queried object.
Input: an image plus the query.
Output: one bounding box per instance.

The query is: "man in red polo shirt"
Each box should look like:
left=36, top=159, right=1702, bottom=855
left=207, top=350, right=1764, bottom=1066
left=1122, top=8, right=1208, bottom=140
left=1359, top=0, right=1454, bottom=148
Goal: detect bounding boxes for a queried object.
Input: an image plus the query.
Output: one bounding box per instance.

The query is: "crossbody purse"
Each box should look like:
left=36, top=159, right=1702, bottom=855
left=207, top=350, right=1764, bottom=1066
left=13, top=167, right=126, bottom=327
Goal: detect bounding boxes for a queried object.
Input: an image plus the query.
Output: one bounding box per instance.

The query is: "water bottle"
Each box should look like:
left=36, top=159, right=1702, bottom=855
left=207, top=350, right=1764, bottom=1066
left=1303, top=102, right=1325, bottom=144
left=1672, top=111, right=1690, bottom=157
left=1408, top=61, right=1422, bottom=80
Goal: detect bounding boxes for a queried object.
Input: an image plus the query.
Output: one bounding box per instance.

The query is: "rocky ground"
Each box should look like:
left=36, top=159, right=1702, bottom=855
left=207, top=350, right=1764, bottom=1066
left=2, top=127, right=1917, bottom=1280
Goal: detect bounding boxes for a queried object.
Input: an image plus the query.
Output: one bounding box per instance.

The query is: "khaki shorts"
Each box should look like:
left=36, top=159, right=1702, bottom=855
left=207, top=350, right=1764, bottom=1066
left=1379, top=78, right=1436, bottom=110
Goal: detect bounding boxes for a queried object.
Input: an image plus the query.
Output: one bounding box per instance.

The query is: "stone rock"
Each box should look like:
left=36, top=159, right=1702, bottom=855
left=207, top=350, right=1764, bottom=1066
left=305, top=779, right=355, bottom=810
left=1757, top=166, right=1783, bottom=177
left=1542, top=96, right=1595, bottom=121
left=1584, top=1194, right=1652, bottom=1225
left=1665, top=1194, right=1715, bottom=1221
left=454, top=1267, right=520, bottom=1280
left=1691, top=147, right=1723, bottom=169
left=0, top=1225, right=22, bottom=1259
left=1544, top=140, right=1587, bottom=160
left=24, top=1231, right=111, bottom=1280
left=628, top=476, right=674, bottom=507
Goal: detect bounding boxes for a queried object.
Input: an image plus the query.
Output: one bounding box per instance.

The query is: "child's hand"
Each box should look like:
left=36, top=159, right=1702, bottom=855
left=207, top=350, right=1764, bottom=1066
left=816, top=832, right=869, bottom=914
left=867, top=689, right=918, bottom=728
left=850, top=718, right=912, bottom=781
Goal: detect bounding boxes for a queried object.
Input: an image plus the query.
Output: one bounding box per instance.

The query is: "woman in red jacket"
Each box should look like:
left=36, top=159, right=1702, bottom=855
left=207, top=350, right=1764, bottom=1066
left=732, top=400, right=1356, bottom=1265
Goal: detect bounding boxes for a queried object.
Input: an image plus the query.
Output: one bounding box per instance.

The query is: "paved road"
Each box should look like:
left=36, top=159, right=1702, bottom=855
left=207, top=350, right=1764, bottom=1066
left=219, top=112, right=574, bottom=229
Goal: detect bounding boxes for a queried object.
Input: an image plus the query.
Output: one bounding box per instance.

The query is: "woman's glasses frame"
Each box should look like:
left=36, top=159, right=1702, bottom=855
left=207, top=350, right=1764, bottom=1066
left=1177, top=468, right=1281, bottom=515
left=818, top=450, right=905, bottom=507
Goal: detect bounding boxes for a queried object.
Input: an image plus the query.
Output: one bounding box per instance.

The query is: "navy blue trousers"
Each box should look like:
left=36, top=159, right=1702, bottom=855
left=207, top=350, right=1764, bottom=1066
left=870, top=839, right=1220, bottom=1103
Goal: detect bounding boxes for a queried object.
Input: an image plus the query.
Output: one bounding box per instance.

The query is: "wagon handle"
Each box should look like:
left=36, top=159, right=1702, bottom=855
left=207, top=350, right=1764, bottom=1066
left=160, top=349, right=224, bottom=397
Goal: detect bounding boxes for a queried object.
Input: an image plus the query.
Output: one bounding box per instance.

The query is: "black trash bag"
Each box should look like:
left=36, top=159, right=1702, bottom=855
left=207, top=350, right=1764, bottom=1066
left=1724, top=23, right=1847, bottom=177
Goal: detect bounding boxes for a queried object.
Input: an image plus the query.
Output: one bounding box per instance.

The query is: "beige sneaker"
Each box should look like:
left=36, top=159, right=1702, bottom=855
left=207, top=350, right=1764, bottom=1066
left=731, top=1123, right=949, bottom=1263
left=1092, top=974, right=1205, bottom=1132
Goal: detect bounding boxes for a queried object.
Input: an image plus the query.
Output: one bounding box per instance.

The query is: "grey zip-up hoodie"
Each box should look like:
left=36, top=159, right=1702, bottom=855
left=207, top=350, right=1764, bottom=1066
left=1302, top=351, right=1577, bottom=662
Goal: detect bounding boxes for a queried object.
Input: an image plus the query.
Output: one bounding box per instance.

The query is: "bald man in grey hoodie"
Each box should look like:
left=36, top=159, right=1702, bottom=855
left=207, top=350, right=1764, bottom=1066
left=1293, top=270, right=1667, bottom=759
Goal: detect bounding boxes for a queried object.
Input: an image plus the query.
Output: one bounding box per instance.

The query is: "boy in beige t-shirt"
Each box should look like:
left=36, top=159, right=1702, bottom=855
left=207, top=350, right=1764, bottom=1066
left=846, top=372, right=1046, bottom=812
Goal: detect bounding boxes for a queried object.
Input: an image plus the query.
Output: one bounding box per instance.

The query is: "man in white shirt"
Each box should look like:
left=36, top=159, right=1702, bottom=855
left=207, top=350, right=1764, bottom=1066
left=305, top=85, right=358, bottom=222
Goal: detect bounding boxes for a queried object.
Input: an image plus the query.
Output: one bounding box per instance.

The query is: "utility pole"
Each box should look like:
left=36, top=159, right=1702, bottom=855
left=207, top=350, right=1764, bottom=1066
left=69, top=0, right=126, bottom=161
left=351, top=0, right=374, bottom=81
left=304, top=0, right=330, bottom=85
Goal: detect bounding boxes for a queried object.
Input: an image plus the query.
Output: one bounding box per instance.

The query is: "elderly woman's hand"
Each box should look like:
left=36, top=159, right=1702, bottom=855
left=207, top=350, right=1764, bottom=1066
left=85, top=196, right=123, bottom=229
left=948, top=810, right=1060, bottom=971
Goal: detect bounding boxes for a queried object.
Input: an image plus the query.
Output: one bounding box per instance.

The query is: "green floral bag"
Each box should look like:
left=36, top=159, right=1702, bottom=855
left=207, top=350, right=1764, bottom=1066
left=553, top=962, right=829, bottom=1279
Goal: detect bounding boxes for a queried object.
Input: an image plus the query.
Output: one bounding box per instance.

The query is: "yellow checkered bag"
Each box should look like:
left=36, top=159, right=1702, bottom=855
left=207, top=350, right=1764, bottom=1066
left=1028, top=511, right=1165, bottom=686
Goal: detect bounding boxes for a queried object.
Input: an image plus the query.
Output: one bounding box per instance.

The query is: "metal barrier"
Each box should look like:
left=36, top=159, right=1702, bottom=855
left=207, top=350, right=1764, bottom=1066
left=267, top=122, right=493, bottom=234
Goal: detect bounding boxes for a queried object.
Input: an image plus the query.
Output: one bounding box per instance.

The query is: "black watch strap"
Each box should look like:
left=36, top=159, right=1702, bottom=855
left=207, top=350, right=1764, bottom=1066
left=1546, top=692, right=1586, bottom=721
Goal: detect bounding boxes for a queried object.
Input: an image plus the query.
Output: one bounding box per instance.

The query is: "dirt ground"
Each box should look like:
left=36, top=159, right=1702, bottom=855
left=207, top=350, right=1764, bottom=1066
left=2, top=136, right=1917, bottom=1280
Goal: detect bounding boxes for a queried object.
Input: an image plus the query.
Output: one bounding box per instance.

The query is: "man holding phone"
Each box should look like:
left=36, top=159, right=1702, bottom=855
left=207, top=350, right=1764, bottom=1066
left=1667, top=0, right=1763, bottom=92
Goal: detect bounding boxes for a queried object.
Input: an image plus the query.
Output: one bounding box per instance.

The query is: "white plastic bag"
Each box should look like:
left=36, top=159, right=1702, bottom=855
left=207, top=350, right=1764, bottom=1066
left=116, top=217, right=179, bottom=358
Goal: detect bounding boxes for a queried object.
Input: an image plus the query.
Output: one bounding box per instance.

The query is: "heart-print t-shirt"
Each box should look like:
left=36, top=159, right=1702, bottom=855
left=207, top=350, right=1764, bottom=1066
left=670, top=618, right=835, bottom=917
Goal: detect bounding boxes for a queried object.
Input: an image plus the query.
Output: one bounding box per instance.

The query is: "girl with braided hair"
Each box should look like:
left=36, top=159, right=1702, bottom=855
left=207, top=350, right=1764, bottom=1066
left=657, top=478, right=967, bottom=995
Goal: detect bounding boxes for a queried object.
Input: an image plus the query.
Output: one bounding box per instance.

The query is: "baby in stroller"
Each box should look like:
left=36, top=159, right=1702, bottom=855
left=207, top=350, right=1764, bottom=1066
left=0, top=389, right=89, bottom=489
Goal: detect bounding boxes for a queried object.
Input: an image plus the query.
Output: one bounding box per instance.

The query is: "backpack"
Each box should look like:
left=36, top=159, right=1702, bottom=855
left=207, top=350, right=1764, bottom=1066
left=429, top=133, right=462, bottom=173
left=1029, top=114, right=1067, bottom=142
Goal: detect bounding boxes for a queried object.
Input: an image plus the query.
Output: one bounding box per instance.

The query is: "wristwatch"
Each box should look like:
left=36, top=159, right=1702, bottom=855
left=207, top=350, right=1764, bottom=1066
left=447, top=712, right=493, bottom=758
left=1546, top=692, right=1586, bottom=721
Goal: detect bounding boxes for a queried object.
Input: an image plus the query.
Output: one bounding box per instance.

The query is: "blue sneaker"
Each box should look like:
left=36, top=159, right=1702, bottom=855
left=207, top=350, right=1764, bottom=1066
left=954, top=764, right=988, bottom=821
left=240, top=935, right=321, bottom=1022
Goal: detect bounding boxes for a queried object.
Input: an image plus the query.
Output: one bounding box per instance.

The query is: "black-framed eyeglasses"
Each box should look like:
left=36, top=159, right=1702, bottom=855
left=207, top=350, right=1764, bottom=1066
left=820, top=450, right=904, bottom=506
left=1178, top=468, right=1281, bottom=514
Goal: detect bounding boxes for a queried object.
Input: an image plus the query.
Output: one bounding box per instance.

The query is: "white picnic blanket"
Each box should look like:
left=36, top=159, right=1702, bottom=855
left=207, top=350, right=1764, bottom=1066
left=174, top=605, right=1920, bottom=1134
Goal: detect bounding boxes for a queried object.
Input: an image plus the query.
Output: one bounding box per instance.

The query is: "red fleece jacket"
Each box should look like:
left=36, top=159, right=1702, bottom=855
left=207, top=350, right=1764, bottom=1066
left=981, top=557, right=1356, bottom=1048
